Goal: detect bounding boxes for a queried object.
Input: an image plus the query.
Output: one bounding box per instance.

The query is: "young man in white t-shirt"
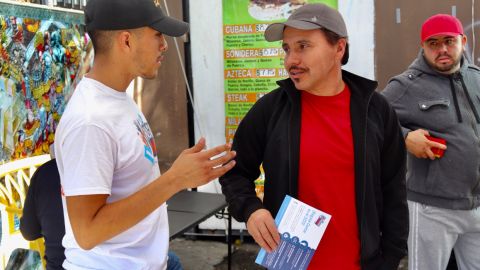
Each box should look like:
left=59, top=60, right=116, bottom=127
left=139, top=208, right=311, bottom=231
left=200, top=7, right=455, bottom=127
left=54, top=0, right=236, bottom=269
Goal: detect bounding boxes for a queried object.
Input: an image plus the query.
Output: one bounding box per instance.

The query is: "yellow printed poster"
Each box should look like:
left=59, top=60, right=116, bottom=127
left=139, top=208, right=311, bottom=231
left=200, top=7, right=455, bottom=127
left=223, top=0, right=338, bottom=194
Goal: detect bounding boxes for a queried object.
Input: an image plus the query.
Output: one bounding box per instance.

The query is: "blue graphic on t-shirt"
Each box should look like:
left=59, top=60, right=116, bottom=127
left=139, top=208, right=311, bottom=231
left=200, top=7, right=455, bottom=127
left=134, top=114, right=157, bottom=164
left=143, top=145, right=154, bottom=164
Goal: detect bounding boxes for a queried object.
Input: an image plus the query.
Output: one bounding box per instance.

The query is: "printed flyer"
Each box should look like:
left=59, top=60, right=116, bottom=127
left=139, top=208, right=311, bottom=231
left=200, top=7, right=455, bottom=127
left=255, top=195, right=331, bottom=270
left=222, top=0, right=337, bottom=143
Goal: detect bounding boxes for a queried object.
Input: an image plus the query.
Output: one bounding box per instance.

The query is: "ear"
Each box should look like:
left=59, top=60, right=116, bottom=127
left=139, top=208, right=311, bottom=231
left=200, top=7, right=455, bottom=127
left=117, top=31, right=133, bottom=52
left=337, top=38, right=347, bottom=52
left=336, top=38, right=347, bottom=59
left=461, top=34, right=467, bottom=48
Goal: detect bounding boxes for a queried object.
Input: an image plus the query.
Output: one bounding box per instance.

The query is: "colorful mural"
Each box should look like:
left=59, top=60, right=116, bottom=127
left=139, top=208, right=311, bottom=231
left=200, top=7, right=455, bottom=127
left=0, top=4, right=90, bottom=163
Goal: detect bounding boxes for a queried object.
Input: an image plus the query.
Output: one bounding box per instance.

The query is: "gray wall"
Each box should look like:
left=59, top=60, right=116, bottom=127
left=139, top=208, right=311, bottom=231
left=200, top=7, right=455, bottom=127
left=142, top=0, right=188, bottom=173
left=375, top=1, right=480, bottom=89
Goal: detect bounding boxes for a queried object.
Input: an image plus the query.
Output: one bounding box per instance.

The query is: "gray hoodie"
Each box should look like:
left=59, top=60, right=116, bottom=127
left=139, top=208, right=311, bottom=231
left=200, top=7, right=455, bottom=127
left=382, top=51, right=480, bottom=210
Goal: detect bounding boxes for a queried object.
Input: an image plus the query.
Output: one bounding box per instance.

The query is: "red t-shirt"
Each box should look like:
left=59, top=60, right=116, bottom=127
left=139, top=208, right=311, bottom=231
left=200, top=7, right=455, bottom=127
left=298, top=84, right=360, bottom=270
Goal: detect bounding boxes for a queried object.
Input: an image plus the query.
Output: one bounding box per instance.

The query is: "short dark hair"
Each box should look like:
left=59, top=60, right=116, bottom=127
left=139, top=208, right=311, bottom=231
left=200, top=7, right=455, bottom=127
left=88, top=29, right=143, bottom=56
left=322, top=28, right=349, bottom=65
left=87, top=30, right=115, bottom=55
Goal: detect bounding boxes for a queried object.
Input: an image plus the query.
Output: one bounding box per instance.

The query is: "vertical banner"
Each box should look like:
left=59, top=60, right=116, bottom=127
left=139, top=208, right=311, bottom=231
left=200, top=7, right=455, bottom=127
left=0, top=3, right=91, bottom=163
left=223, top=0, right=337, bottom=143
left=223, top=0, right=337, bottom=197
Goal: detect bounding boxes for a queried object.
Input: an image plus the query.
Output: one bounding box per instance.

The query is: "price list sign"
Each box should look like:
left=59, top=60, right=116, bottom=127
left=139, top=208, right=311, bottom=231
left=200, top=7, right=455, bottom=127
left=223, top=0, right=337, bottom=142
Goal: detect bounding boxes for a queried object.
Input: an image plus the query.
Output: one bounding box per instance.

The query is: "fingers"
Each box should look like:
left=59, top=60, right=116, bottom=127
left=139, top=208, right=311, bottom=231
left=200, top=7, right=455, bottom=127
left=199, top=149, right=236, bottom=181
left=413, top=144, right=438, bottom=159
left=202, top=143, right=232, bottom=159
left=407, top=130, right=447, bottom=160
left=426, top=140, right=447, bottom=150
left=248, top=226, right=271, bottom=252
left=264, top=216, right=280, bottom=246
left=257, top=222, right=278, bottom=252
left=425, top=148, right=436, bottom=160
left=187, top=141, right=233, bottom=162
left=423, top=140, right=446, bottom=160
left=193, top=141, right=236, bottom=169
left=184, top=137, right=206, bottom=154
left=208, top=160, right=236, bottom=179
left=207, top=151, right=236, bottom=168
left=248, top=223, right=277, bottom=253
left=247, top=210, right=279, bottom=253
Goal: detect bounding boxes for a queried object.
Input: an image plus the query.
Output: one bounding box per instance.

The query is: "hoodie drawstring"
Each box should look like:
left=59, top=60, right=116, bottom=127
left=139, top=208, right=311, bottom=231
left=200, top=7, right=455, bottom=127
left=459, top=75, right=480, bottom=124
left=449, top=77, right=463, bottom=123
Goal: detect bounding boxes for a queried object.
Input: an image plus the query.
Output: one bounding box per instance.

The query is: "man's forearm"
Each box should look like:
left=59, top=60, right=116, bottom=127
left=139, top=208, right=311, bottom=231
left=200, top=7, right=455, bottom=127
left=67, top=172, right=180, bottom=250
left=68, top=139, right=235, bottom=250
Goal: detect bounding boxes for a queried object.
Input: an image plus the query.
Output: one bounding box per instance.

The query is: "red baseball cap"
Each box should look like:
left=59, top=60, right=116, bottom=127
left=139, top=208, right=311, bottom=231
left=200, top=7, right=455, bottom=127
left=421, top=14, right=464, bottom=42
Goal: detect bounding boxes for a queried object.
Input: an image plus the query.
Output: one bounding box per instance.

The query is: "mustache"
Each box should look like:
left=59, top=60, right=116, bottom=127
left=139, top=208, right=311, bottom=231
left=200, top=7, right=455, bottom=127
left=435, top=53, right=452, bottom=61
left=288, top=66, right=308, bottom=73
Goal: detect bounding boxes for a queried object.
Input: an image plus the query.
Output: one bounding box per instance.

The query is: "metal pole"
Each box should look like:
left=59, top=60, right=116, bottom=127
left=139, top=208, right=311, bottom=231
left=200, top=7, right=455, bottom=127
left=228, top=213, right=232, bottom=270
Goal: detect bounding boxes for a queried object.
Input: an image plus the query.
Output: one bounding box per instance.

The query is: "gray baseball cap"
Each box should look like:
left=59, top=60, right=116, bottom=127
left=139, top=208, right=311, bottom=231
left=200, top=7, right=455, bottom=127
left=264, top=3, right=347, bottom=41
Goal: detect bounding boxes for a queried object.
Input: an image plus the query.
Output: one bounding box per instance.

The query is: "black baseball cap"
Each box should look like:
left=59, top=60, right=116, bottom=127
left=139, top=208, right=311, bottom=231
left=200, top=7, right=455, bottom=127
left=85, top=0, right=189, bottom=37
left=264, top=3, right=347, bottom=41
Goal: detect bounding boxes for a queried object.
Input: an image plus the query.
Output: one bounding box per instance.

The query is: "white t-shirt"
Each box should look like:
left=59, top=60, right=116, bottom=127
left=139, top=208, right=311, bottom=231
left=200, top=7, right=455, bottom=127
left=55, top=77, right=168, bottom=270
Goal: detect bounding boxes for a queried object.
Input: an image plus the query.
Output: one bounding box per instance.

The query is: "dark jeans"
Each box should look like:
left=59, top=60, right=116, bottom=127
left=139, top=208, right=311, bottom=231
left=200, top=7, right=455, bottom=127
left=167, top=251, right=183, bottom=270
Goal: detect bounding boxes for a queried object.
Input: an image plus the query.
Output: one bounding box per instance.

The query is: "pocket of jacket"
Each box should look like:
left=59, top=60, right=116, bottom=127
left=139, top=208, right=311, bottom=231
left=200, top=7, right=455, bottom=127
left=418, top=99, right=450, bottom=110
left=417, top=98, right=455, bottom=130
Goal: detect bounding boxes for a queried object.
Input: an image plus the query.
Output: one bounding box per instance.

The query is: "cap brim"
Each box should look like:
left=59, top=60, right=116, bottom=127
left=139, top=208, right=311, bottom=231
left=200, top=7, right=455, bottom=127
left=423, top=31, right=461, bottom=41
left=264, top=20, right=322, bottom=41
left=150, top=16, right=189, bottom=37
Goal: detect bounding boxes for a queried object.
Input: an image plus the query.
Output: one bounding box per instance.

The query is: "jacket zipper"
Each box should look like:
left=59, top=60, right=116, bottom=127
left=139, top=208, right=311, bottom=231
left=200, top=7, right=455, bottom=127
left=288, top=94, right=300, bottom=197
left=288, top=107, right=293, bottom=195
left=360, top=91, right=374, bottom=257
left=457, top=74, right=480, bottom=208
left=453, top=75, right=480, bottom=137
left=459, top=75, right=480, bottom=120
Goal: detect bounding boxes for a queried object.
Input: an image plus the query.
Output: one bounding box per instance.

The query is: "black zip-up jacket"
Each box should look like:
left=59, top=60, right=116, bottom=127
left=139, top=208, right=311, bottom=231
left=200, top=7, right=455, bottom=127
left=220, top=70, right=408, bottom=270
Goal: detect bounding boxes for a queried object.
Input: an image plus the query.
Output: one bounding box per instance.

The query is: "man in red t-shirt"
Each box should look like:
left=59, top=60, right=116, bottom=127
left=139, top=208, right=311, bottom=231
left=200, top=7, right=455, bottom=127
left=220, top=3, right=408, bottom=270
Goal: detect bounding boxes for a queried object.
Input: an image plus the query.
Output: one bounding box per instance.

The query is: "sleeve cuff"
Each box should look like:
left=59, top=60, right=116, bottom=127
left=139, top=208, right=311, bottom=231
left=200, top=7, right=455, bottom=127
left=242, top=197, right=264, bottom=222
left=401, top=127, right=411, bottom=139
left=380, top=253, right=404, bottom=270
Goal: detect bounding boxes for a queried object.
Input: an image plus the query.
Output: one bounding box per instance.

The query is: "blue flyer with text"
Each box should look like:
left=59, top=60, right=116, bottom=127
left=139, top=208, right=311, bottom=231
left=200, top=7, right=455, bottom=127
left=255, top=195, right=331, bottom=270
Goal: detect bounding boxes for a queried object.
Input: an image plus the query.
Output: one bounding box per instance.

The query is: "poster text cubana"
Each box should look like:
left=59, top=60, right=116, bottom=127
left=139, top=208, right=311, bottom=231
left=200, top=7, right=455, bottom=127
left=223, top=0, right=337, bottom=143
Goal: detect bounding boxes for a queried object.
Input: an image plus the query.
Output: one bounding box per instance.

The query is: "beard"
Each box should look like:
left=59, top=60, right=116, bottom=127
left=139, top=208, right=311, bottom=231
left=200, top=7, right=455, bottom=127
left=426, top=52, right=462, bottom=73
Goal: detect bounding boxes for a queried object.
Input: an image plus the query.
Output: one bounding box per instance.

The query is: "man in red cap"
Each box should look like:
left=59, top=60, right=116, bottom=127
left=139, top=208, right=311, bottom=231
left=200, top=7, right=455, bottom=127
left=383, top=14, right=480, bottom=270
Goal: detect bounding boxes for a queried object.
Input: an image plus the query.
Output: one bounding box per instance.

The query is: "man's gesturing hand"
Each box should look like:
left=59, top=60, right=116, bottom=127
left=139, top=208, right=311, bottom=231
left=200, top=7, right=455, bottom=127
left=167, top=137, right=236, bottom=189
